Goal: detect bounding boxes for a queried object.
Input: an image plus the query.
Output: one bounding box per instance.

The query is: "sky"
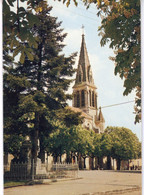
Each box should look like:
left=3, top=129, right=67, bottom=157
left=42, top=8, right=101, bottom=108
left=48, top=0, right=142, bottom=141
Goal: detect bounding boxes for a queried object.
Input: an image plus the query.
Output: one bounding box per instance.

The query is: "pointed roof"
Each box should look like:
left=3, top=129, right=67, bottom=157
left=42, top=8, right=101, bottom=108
left=78, top=34, right=90, bottom=79
left=66, top=106, right=92, bottom=120
left=98, top=107, right=105, bottom=122
left=75, top=34, right=94, bottom=85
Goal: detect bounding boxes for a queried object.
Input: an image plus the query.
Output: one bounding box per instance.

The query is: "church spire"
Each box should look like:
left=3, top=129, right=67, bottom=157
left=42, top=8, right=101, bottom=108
left=82, top=24, right=84, bottom=36
left=72, top=31, right=105, bottom=133
left=75, top=32, right=94, bottom=85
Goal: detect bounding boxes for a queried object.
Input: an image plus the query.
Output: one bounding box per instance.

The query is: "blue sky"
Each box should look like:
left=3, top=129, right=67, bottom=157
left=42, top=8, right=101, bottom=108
left=48, top=0, right=141, bottom=141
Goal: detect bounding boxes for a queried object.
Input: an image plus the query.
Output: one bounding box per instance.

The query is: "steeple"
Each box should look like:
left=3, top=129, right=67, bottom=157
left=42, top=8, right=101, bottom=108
left=73, top=34, right=97, bottom=114
left=72, top=31, right=105, bottom=133
left=75, top=34, right=94, bottom=85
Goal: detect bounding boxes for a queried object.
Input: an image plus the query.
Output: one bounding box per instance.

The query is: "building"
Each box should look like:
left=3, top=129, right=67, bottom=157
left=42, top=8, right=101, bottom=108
left=72, top=32, right=105, bottom=134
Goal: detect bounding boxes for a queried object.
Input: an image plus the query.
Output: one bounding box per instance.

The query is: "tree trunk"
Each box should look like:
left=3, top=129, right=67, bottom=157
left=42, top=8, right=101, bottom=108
left=31, top=112, right=39, bottom=164
left=66, top=153, right=70, bottom=163
left=89, top=157, right=94, bottom=170
left=117, top=158, right=121, bottom=170
left=39, top=149, right=45, bottom=163
left=78, top=154, right=83, bottom=169
left=99, top=157, right=103, bottom=169
left=54, top=155, right=58, bottom=163
left=95, top=157, right=98, bottom=169
left=83, top=157, right=86, bottom=169
left=107, top=155, right=112, bottom=170
left=30, top=112, right=39, bottom=177
left=60, top=155, right=62, bottom=163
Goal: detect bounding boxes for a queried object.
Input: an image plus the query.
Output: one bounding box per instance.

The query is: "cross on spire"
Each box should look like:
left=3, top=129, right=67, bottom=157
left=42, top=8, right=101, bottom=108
left=82, top=25, right=85, bottom=35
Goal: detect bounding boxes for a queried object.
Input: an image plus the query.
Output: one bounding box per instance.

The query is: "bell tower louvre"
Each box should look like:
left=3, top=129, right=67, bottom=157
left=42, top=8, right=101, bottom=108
left=72, top=32, right=105, bottom=133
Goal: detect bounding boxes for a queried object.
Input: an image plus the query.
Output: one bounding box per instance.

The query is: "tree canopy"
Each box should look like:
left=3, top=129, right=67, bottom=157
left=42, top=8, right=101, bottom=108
left=105, top=126, right=141, bottom=169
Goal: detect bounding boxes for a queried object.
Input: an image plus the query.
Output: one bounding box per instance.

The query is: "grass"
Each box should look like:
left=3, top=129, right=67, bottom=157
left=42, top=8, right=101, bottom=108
left=4, top=179, right=44, bottom=188
left=4, top=180, right=28, bottom=188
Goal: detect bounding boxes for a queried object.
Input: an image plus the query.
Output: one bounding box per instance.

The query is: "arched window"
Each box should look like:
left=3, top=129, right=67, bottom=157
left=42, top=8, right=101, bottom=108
left=81, top=90, right=85, bottom=107
left=76, top=91, right=80, bottom=107
left=92, top=91, right=95, bottom=107
left=78, top=66, right=83, bottom=83
left=89, top=90, right=92, bottom=106
left=79, top=73, right=81, bottom=82
left=95, top=94, right=97, bottom=109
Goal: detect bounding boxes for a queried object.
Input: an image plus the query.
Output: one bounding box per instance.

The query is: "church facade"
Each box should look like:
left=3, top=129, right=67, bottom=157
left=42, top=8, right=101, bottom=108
left=72, top=33, right=105, bottom=134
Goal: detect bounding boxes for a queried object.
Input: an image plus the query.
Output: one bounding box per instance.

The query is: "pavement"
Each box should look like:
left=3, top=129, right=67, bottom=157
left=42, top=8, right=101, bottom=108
left=4, top=170, right=142, bottom=195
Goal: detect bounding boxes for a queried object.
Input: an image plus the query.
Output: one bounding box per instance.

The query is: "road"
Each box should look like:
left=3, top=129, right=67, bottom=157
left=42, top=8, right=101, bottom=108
left=4, top=170, right=142, bottom=195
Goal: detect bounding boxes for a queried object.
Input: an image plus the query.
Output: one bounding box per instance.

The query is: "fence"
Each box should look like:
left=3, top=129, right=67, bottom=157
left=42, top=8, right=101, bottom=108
left=4, top=161, right=79, bottom=180
left=51, top=163, right=79, bottom=179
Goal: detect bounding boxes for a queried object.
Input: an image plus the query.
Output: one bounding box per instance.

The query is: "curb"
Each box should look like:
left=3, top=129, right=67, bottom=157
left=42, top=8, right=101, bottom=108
left=81, top=186, right=141, bottom=195
left=4, top=177, right=82, bottom=189
left=42, top=177, right=82, bottom=184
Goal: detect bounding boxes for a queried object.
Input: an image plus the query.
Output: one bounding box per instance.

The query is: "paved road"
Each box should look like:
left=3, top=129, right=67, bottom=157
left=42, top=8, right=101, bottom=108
left=4, top=170, right=142, bottom=195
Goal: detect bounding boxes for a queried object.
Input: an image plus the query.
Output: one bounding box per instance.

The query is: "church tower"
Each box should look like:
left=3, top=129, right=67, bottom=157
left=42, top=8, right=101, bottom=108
left=72, top=32, right=105, bottom=133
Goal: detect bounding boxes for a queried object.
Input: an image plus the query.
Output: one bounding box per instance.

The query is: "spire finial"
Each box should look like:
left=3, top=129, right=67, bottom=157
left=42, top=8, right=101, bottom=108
left=82, top=25, right=85, bottom=36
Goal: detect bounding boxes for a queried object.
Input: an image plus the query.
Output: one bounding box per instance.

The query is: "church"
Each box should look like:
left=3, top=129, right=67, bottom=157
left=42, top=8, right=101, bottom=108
left=69, top=32, right=105, bottom=134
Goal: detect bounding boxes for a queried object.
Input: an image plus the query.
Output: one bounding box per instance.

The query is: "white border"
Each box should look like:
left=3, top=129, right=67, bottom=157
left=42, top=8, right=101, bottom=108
left=141, top=0, right=144, bottom=194
left=0, top=0, right=3, bottom=194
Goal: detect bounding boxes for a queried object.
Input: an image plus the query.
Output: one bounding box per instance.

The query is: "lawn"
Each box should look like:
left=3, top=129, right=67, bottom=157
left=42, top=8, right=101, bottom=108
left=4, top=180, right=27, bottom=188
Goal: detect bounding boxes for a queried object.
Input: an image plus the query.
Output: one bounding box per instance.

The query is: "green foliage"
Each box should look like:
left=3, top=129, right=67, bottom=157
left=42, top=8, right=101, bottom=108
left=4, top=134, right=25, bottom=158
left=3, top=0, right=45, bottom=62
left=45, top=124, right=141, bottom=165
left=3, top=2, right=77, bottom=163
left=74, top=126, right=94, bottom=158
left=91, top=132, right=112, bottom=158
left=45, top=121, right=71, bottom=158
left=45, top=124, right=94, bottom=160
left=105, top=126, right=141, bottom=161
left=56, top=107, right=84, bottom=127
left=93, top=134, right=102, bottom=157
left=100, top=133, right=112, bottom=156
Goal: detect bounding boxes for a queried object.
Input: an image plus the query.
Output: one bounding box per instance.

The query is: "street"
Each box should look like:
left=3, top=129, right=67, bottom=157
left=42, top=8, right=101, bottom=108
left=4, top=170, right=142, bottom=195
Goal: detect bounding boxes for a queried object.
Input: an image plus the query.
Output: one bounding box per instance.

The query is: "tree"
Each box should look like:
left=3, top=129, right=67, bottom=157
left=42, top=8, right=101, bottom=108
left=72, top=126, right=94, bottom=169
left=4, top=134, right=25, bottom=161
left=45, top=121, right=69, bottom=163
left=100, top=133, right=113, bottom=169
left=3, top=2, right=77, bottom=164
left=46, top=124, right=94, bottom=169
left=90, top=133, right=112, bottom=170
left=57, top=107, right=84, bottom=128
left=105, top=126, right=141, bottom=170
